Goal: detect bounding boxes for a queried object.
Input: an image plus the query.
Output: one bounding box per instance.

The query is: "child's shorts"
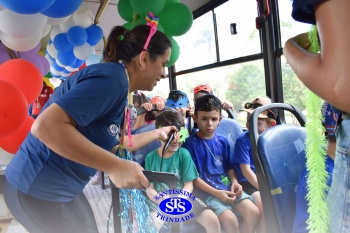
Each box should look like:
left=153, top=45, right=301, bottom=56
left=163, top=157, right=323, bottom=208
left=206, top=191, right=253, bottom=216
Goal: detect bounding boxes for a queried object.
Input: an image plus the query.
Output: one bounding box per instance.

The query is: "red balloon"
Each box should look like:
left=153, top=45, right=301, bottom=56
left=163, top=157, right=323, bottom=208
left=0, top=59, right=43, bottom=103
left=0, top=116, right=34, bottom=154
left=0, top=80, right=28, bottom=137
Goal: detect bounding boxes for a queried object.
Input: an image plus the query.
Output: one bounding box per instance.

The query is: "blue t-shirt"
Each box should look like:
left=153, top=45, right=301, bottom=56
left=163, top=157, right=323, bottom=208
left=292, top=156, right=334, bottom=233
left=232, top=131, right=255, bottom=183
left=292, top=0, right=323, bottom=25
left=182, top=133, right=233, bottom=200
left=5, top=62, right=128, bottom=202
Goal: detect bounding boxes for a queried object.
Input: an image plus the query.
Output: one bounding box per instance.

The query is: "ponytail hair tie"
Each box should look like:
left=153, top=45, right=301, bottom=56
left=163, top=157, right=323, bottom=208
left=143, top=12, right=159, bottom=51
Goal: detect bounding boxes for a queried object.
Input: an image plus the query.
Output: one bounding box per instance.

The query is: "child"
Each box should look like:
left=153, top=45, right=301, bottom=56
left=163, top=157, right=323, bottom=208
left=165, top=90, right=190, bottom=126
left=183, top=95, right=260, bottom=233
left=233, top=96, right=277, bottom=233
left=145, top=110, right=221, bottom=232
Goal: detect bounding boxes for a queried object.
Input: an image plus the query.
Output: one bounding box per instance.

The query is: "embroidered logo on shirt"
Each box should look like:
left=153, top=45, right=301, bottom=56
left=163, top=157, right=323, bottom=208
left=108, top=124, right=120, bottom=136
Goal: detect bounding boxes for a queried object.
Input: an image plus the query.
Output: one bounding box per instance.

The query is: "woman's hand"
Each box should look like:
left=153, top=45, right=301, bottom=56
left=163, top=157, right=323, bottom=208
left=108, top=159, right=150, bottom=190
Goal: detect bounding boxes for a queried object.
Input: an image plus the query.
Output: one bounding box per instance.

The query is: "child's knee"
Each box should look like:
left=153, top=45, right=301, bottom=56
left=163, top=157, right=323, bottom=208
left=219, top=209, right=239, bottom=225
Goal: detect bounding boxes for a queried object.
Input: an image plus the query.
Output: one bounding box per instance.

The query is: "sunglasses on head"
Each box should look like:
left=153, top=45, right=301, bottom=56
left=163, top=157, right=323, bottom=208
left=244, top=102, right=263, bottom=109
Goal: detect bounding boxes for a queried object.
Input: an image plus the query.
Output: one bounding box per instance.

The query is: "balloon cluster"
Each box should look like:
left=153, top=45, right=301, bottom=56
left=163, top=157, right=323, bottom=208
left=46, top=6, right=103, bottom=79
left=118, top=0, right=192, bottom=67
left=0, top=59, right=42, bottom=154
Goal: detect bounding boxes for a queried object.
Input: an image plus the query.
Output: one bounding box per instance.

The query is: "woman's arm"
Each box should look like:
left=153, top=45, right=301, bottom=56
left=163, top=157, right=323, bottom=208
left=32, top=103, right=149, bottom=189
left=284, top=0, right=350, bottom=113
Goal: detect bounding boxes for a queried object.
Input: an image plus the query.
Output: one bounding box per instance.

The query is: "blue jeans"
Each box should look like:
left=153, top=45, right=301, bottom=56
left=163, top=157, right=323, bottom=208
left=327, top=118, right=350, bottom=233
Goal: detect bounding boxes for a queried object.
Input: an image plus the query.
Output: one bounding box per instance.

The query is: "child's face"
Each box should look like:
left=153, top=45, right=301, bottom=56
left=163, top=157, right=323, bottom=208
left=194, top=109, right=222, bottom=138
left=246, top=113, right=273, bottom=135
left=160, top=133, right=182, bottom=154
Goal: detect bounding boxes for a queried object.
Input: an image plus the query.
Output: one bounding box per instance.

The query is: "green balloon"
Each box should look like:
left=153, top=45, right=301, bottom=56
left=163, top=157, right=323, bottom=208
left=122, top=22, right=133, bottom=30
left=132, top=17, right=164, bottom=32
left=118, top=0, right=134, bottom=22
left=159, top=3, right=193, bottom=36
left=45, top=72, right=53, bottom=78
left=167, top=37, right=180, bottom=67
left=129, top=0, right=166, bottom=16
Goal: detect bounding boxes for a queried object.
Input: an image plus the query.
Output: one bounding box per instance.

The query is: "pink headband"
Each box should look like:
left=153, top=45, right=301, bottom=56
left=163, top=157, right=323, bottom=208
left=143, top=12, right=159, bottom=51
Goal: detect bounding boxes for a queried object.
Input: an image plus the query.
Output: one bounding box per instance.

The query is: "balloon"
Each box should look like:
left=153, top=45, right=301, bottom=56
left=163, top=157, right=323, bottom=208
left=0, top=80, right=27, bottom=137
left=0, top=31, right=42, bottom=52
left=41, top=0, right=82, bottom=18
left=0, top=51, right=10, bottom=64
left=167, top=37, right=180, bottom=67
left=50, top=25, right=62, bottom=41
left=129, top=0, right=166, bottom=16
left=73, top=6, right=94, bottom=28
left=0, top=116, right=34, bottom=154
left=59, top=16, right=76, bottom=33
left=42, top=24, right=51, bottom=38
left=73, top=42, right=94, bottom=60
left=46, top=15, right=70, bottom=25
left=0, top=59, right=43, bottom=103
left=0, top=0, right=55, bottom=14
left=70, top=58, right=84, bottom=68
left=67, top=26, right=88, bottom=46
left=53, top=33, right=73, bottom=53
left=47, top=43, right=58, bottom=59
left=19, top=42, right=41, bottom=58
left=57, top=50, right=76, bottom=66
left=43, top=77, right=54, bottom=89
left=159, top=3, right=193, bottom=36
left=52, top=59, right=65, bottom=71
left=86, top=54, right=102, bottom=66
left=86, top=25, right=103, bottom=46
left=122, top=22, right=133, bottom=30
left=36, top=54, right=50, bottom=76
left=0, top=9, right=47, bottom=38
left=118, top=0, right=134, bottom=22
left=21, top=56, right=44, bottom=75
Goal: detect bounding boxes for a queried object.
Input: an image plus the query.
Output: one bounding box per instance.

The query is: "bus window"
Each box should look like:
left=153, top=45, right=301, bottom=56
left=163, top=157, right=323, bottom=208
left=176, top=60, right=266, bottom=127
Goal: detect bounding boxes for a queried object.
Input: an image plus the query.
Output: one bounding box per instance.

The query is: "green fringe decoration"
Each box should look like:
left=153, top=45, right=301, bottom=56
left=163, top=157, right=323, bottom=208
left=304, top=25, right=330, bottom=233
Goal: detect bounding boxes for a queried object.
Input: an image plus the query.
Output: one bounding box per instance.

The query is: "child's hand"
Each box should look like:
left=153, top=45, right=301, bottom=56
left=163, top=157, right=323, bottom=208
left=231, top=183, right=242, bottom=198
left=215, top=190, right=236, bottom=203
left=154, top=101, right=165, bottom=111
left=141, top=102, right=153, bottom=111
left=188, top=107, right=194, bottom=116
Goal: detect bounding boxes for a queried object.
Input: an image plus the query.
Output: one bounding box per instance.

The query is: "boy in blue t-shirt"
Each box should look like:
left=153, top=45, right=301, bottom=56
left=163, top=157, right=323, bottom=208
left=145, top=110, right=220, bottom=232
left=233, top=96, right=277, bottom=233
left=183, top=94, right=259, bottom=233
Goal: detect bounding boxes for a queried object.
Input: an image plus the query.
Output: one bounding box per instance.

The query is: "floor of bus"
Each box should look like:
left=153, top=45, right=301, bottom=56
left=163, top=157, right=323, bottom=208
left=3, top=180, right=113, bottom=233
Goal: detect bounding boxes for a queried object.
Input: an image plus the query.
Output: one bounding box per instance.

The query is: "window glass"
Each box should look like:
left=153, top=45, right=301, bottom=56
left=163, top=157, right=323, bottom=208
left=278, top=0, right=311, bottom=46
left=141, top=78, right=170, bottom=100
left=175, top=11, right=216, bottom=71
left=215, top=0, right=261, bottom=61
left=176, top=59, right=265, bottom=127
left=281, top=55, right=307, bottom=125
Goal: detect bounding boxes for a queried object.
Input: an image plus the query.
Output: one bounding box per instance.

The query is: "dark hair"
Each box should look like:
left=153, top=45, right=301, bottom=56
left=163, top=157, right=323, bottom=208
left=167, top=90, right=189, bottom=103
left=155, top=110, right=184, bottom=128
left=194, top=95, right=222, bottom=116
left=145, top=111, right=157, bottom=122
left=103, top=25, right=171, bottom=63
left=133, top=92, right=149, bottom=109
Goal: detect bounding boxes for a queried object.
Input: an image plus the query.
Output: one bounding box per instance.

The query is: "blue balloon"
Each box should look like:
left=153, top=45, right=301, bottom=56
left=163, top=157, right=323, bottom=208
left=52, top=60, right=64, bottom=72
left=0, top=0, right=55, bottom=14
left=70, top=58, right=84, bottom=68
left=67, top=26, right=88, bottom=46
left=57, top=50, right=76, bottom=66
left=41, top=0, right=82, bottom=18
left=53, top=33, right=72, bottom=53
left=86, top=25, right=103, bottom=46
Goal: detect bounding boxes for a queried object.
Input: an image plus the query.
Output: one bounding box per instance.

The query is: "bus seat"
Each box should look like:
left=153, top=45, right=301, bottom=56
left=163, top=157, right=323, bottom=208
left=216, top=117, right=243, bottom=154
left=131, top=123, right=161, bottom=167
left=249, top=103, right=306, bottom=233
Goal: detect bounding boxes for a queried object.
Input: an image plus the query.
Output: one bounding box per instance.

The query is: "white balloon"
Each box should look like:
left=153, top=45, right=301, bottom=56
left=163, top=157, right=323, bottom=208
left=50, top=66, right=62, bottom=76
left=46, top=15, right=70, bottom=25
left=42, top=24, right=51, bottom=38
left=61, top=72, right=71, bottom=77
left=45, top=54, right=53, bottom=66
left=65, top=66, right=79, bottom=72
left=47, top=43, right=58, bottom=59
left=59, top=16, right=76, bottom=33
left=73, top=6, right=94, bottom=28
left=73, top=43, right=94, bottom=60
left=0, top=9, right=47, bottom=38
left=50, top=25, right=62, bottom=41
left=0, top=31, right=42, bottom=51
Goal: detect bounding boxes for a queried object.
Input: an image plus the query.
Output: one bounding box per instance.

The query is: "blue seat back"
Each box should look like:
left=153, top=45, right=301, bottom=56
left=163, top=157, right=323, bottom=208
left=131, top=124, right=160, bottom=167
left=258, top=124, right=306, bottom=233
left=216, top=117, right=243, bottom=154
